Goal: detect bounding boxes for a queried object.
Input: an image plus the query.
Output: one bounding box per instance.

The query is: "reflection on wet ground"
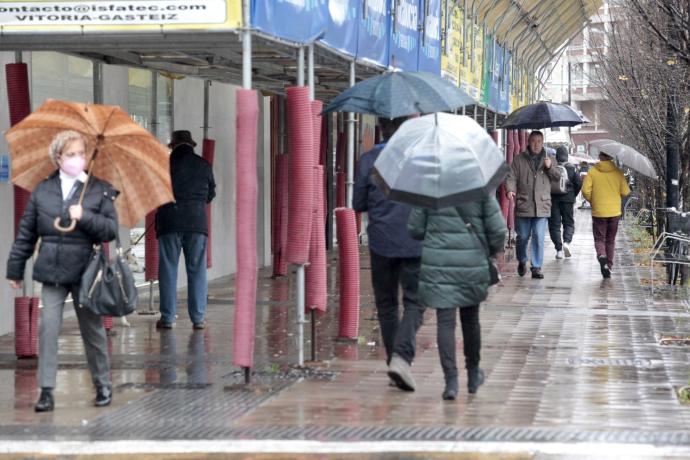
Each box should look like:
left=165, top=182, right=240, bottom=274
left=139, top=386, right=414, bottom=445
left=0, top=210, right=689, bottom=446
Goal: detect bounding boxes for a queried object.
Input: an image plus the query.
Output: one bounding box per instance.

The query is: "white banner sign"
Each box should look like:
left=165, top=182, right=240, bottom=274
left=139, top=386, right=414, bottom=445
left=0, top=0, right=227, bottom=26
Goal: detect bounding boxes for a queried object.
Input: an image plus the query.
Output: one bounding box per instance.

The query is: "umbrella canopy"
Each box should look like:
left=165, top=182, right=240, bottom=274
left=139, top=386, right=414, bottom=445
left=4, top=99, right=174, bottom=228
left=501, top=101, right=585, bottom=129
left=589, top=139, right=657, bottom=178
left=372, top=113, right=510, bottom=209
left=321, top=71, right=475, bottom=119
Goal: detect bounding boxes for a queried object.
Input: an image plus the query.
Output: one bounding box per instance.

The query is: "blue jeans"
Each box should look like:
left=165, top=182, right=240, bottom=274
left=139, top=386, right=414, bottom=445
left=158, top=232, right=208, bottom=325
left=515, top=217, right=548, bottom=269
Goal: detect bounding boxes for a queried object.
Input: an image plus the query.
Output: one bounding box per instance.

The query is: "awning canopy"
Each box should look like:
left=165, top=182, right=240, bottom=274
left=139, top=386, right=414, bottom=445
left=477, top=0, right=603, bottom=70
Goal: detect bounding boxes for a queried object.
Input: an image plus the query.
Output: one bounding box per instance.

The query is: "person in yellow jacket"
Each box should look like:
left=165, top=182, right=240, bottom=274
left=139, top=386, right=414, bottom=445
left=581, top=152, right=631, bottom=278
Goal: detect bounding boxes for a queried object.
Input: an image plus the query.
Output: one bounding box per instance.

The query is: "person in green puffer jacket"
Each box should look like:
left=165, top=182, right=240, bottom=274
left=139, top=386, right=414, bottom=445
left=407, top=195, right=507, bottom=400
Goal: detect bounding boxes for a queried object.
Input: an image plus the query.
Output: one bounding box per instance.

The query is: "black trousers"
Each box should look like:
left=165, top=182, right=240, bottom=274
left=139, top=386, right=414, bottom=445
left=369, top=250, right=423, bottom=364
left=548, top=198, right=575, bottom=251
left=436, top=306, right=480, bottom=382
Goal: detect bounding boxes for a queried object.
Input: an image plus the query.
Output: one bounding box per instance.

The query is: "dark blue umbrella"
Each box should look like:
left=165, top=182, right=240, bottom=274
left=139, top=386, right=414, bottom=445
left=321, top=71, right=474, bottom=118
left=501, top=101, right=585, bottom=129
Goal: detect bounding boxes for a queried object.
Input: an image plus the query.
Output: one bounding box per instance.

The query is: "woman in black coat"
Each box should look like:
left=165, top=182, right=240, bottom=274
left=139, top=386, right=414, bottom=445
left=6, top=130, right=118, bottom=412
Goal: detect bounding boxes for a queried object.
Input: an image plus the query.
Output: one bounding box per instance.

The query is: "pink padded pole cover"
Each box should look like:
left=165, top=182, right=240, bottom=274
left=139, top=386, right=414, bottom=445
left=233, top=89, right=259, bottom=368
left=336, top=208, right=360, bottom=339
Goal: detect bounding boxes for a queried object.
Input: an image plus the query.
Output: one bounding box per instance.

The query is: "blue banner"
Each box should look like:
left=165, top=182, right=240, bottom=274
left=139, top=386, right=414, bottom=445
left=356, top=0, right=390, bottom=67
left=389, top=0, right=420, bottom=70
left=320, top=0, right=360, bottom=56
left=499, top=48, right=511, bottom=113
left=417, top=0, right=441, bottom=74
left=252, top=0, right=328, bottom=44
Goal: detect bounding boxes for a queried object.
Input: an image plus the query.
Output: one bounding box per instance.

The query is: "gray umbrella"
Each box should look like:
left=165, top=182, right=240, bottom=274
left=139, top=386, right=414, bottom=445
left=321, top=71, right=474, bottom=119
left=372, top=113, right=509, bottom=209
left=589, top=139, right=657, bottom=178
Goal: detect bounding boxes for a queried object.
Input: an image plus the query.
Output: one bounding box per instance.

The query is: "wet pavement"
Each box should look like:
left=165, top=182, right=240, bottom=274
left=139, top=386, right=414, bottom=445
left=1, top=209, right=690, bottom=458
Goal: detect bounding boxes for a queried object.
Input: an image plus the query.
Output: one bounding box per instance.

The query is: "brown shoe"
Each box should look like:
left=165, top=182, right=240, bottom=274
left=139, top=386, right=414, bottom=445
left=193, top=321, right=206, bottom=330
left=531, top=268, right=544, bottom=279
left=155, top=319, right=173, bottom=329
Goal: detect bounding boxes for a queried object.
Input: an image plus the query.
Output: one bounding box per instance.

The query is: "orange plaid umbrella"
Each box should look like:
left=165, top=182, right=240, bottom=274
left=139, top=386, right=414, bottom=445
left=4, top=99, right=173, bottom=228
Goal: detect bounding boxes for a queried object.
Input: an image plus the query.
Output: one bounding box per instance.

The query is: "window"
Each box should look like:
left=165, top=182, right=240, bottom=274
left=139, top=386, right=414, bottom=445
left=127, top=69, right=173, bottom=144
left=32, top=52, right=93, bottom=107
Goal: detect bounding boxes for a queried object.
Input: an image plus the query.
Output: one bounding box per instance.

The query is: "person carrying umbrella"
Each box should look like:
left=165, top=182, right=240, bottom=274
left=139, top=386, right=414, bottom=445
left=6, top=131, right=118, bottom=412
left=581, top=152, right=631, bottom=279
left=353, top=117, right=424, bottom=392
left=505, top=131, right=561, bottom=279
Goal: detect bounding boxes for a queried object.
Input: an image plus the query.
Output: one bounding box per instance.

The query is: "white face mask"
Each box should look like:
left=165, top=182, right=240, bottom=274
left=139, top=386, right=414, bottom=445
left=61, top=156, right=86, bottom=177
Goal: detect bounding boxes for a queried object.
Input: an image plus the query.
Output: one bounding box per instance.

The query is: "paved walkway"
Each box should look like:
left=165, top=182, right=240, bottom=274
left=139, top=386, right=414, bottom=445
left=1, top=209, right=690, bottom=458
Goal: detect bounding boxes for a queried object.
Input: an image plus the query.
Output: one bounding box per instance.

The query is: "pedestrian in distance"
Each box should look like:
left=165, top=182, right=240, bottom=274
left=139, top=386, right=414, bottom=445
left=581, top=152, right=630, bottom=279
left=6, top=130, right=118, bottom=412
left=407, top=196, right=507, bottom=400
left=549, top=145, right=582, bottom=259
left=353, top=117, right=425, bottom=392
left=156, top=130, right=216, bottom=330
left=505, top=131, right=561, bottom=279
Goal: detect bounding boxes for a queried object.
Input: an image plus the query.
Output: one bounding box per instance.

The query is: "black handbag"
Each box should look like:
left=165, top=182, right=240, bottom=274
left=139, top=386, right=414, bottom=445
left=456, top=208, right=501, bottom=286
left=79, top=237, right=138, bottom=317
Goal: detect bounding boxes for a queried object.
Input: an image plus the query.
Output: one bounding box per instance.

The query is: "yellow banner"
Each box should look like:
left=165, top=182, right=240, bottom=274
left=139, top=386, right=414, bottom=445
left=0, top=0, right=242, bottom=32
left=440, top=2, right=461, bottom=86
left=458, top=17, right=483, bottom=101
left=510, top=69, right=529, bottom=112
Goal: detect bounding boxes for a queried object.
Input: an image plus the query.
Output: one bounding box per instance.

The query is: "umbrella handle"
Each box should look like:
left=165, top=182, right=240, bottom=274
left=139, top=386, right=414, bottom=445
left=53, top=216, right=77, bottom=233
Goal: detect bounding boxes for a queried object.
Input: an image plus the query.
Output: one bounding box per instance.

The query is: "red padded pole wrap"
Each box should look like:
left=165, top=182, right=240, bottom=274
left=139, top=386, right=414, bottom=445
left=202, top=139, right=215, bottom=269
left=336, top=172, right=346, bottom=208
left=145, top=212, right=159, bottom=281
left=306, top=166, right=327, bottom=312
left=285, top=86, right=314, bottom=264
left=233, top=89, right=259, bottom=368
left=14, top=297, right=34, bottom=358
left=336, top=208, right=360, bottom=339
left=272, top=154, right=289, bottom=277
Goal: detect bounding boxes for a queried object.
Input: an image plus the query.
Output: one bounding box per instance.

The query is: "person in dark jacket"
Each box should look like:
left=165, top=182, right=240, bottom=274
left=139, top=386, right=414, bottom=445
left=6, top=130, right=118, bottom=412
left=408, top=196, right=507, bottom=400
left=549, top=145, right=582, bottom=259
left=353, top=117, right=424, bottom=392
left=156, top=130, right=216, bottom=330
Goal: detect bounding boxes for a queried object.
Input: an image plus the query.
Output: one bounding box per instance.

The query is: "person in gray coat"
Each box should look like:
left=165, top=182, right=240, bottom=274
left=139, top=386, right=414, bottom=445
left=7, top=131, right=118, bottom=412
left=407, top=196, right=506, bottom=400
left=505, top=131, right=560, bottom=279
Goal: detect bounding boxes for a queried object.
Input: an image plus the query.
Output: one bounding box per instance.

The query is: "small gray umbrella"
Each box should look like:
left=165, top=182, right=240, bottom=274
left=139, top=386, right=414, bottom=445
left=372, top=113, right=509, bottom=209
left=589, top=139, right=657, bottom=178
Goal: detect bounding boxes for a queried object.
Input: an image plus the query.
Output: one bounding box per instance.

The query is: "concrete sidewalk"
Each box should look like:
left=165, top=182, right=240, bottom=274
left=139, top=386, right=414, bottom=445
left=1, top=209, right=689, bottom=459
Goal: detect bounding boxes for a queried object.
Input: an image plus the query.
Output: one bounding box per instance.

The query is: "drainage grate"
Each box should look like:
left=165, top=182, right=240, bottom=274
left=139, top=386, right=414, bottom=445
left=566, top=357, right=662, bottom=368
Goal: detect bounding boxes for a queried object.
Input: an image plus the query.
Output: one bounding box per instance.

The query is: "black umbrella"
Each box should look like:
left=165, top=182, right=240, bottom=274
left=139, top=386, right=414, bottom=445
left=501, top=101, right=585, bottom=129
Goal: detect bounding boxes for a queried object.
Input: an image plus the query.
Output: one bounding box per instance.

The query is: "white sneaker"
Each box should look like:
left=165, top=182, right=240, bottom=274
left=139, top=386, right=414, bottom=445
left=556, top=250, right=564, bottom=259
left=563, top=243, right=571, bottom=258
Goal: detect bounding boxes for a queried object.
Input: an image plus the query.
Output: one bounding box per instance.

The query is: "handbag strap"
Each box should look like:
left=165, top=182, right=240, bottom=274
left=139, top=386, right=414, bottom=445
left=455, top=207, right=490, bottom=257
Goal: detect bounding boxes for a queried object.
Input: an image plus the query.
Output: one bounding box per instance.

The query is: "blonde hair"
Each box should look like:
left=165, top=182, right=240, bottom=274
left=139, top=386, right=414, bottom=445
left=49, top=130, right=85, bottom=166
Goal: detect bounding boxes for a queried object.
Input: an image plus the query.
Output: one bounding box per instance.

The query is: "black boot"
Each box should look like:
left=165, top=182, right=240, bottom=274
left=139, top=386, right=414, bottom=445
left=442, top=378, right=459, bottom=401
left=34, top=388, right=54, bottom=412
left=94, top=385, right=112, bottom=407
left=467, top=368, right=485, bottom=394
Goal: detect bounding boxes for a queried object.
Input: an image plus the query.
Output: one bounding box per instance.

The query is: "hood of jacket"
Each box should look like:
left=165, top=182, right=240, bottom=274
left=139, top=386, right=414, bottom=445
left=556, top=146, right=568, bottom=164
left=595, top=160, right=618, bottom=173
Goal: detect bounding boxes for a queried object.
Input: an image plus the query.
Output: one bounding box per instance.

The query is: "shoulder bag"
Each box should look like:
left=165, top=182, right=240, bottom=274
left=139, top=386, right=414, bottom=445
left=456, top=207, right=501, bottom=286
left=79, top=236, right=138, bottom=317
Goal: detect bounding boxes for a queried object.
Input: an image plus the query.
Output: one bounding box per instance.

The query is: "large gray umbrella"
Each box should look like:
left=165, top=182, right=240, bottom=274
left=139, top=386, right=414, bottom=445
left=321, top=71, right=474, bottom=119
left=372, top=113, right=510, bottom=209
left=501, top=101, right=585, bottom=129
left=589, top=139, right=657, bottom=178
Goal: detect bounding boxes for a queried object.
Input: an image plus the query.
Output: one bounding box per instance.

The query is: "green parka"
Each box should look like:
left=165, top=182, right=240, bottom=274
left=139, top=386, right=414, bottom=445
left=407, top=196, right=507, bottom=309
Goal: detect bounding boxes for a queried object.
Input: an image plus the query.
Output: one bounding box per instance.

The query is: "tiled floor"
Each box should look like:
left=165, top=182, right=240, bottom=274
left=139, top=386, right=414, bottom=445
left=0, top=209, right=689, bottom=451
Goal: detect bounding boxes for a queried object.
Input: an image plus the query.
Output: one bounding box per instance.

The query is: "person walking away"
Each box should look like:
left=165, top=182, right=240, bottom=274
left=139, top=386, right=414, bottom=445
left=353, top=117, right=424, bottom=392
left=549, top=146, right=582, bottom=259
left=156, top=130, right=216, bottom=329
left=581, top=152, right=630, bottom=278
left=505, top=131, right=561, bottom=279
left=6, top=130, right=118, bottom=412
left=407, top=196, right=507, bottom=400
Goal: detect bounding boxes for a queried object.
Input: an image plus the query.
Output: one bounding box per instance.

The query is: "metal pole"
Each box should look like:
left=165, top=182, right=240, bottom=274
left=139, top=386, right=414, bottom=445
left=311, top=309, right=317, bottom=361
left=298, top=47, right=305, bottom=86
left=93, top=62, right=103, bottom=104
left=150, top=71, right=158, bottom=139
left=346, top=61, right=356, bottom=208
left=242, top=0, right=251, bottom=90
left=294, top=45, right=307, bottom=367
left=296, top=264, right=305, bottom=366
left=308, top=44, right=315, bottom=100
left=203, top=80, right=211, bottom=139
